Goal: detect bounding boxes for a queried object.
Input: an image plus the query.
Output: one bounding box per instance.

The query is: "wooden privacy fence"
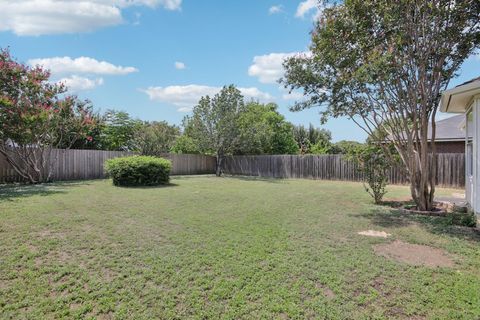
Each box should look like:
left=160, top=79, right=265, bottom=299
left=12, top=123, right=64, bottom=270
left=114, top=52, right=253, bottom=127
left=0, top=149, right=132, bottom=183
left=223, top=153, right=465, bottom=188
left=0, top=149, right=465, bottom=187
left=0, top=149, right=216, bottom=183
left=160, top=153, right=217, bottom=175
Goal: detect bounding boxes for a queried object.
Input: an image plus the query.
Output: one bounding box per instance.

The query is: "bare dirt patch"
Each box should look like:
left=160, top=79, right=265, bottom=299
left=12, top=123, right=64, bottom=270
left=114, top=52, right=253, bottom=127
left=315, top=283, right=336, bottom=299
left=322, top=287, right=336, bottom=299
left=37, top=229, right=67, bottom=240
left=0, top=279, right=12, bottom=291
left=358, top=230, right=391, bottom=238
left=373, top=240, right=454, bottom=268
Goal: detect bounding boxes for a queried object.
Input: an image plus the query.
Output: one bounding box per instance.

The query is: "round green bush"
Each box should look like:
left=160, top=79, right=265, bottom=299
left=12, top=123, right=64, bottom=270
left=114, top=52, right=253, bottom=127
left=105, top=156, right=172, bottom=186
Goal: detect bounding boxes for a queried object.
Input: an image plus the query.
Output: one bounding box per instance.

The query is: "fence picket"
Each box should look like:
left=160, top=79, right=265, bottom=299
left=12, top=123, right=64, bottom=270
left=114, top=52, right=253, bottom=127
left=0, top=150, right=465, bottom=188
left=0, top=150, right=217, bottom=183
left=223, top=153, right=465, bottom=188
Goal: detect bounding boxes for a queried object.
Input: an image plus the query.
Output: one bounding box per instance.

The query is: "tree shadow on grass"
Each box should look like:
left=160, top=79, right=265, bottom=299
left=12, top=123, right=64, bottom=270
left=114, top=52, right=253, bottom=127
left=357, top=208, right=480, bottom=243
left=112, top=183, right=179, bottom=189
left=0, top=181, right=89, bottom=202
left=222, top=175, right=284, bottom=183
left=171, top=174, right=216, bottom=179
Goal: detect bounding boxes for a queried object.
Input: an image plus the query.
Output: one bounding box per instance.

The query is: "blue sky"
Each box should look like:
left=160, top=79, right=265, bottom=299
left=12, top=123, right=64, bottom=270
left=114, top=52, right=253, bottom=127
left=1, top=0, right=479, bottom=142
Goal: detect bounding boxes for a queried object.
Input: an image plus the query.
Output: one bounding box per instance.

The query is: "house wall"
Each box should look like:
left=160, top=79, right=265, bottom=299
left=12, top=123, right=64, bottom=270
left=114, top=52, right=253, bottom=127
left=473, top=96, right=480, bottom=220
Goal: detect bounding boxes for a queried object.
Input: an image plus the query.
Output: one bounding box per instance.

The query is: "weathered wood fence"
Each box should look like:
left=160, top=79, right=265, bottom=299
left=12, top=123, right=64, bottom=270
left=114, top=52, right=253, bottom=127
left=0, top=149, right=465, bottom=187
left=0, top=149, right=216, bottom=183
left=160, top=153, right=217, bottom=175
left=223, top=153, right=465, bottom=188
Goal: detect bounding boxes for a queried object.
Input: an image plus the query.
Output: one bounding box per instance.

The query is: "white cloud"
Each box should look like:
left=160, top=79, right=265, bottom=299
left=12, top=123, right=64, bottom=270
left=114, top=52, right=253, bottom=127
left=239, top=87, right=273, bottom=101
left=0, top=0, right=182, bottom=36
left=174, top=61, right=186, bottom=70
left=248, top=53, right=289, bottom=84
left=295, top=0, right=320, bottom=18
left=59, top=75, right=104, bottom=92
left=269, top=5, right=283, bottom=15
left=282, top=91, right=305, bottom=101
left=143, top=85, right=219, bottom=107
left=28, top=56, right=136, bottom=93
left=143, top=84, right=274, bottom=111
left=156, top=0, right=182, bottom=10
left=28, top=56, right=138, bottom=76
left=248, top=52, right=309, bottom=84
left=86, top=0, right=180, bottom=8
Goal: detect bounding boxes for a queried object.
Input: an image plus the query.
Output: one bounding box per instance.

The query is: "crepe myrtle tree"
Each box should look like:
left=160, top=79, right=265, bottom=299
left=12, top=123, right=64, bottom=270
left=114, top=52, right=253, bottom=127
left=0, top=48, right=96, bottom=183
left=182, top=85, right=245, bottom=176
left=282, top=0, right=480, bottom=211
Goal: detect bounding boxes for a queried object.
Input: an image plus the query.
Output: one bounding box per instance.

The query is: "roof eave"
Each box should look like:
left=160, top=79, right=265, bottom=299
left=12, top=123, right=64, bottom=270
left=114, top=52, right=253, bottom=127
left=440, top=81, right=480, bottom=113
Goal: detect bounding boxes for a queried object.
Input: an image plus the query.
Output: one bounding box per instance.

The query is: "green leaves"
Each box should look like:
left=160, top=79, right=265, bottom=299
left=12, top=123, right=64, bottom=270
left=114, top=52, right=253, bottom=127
left=349, top=143, right=391, bottom=204
left=132, top=121, right=180, bottom=156
left=0, top=48, right=97, bottom=182
left=293, top=124, right=332, bottom=155
left=182, top=85, right=245, bottom=157
left=99, top=110, right=142, bottom=152
left=282, top=0, right=480, bottom=210
left=283, top=0, right=480, bottom=121
left=105, top=156, right=172, bottom=186
left=237, top=102, right=298, bottom=155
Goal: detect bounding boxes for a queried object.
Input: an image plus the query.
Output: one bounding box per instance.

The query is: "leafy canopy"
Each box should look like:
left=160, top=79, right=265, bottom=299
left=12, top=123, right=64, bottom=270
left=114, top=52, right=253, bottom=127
left=182, top=85, right=245, bottom=157
left=293, top=124, right=332, bottom=154
left=0, top=48, right=96, bottom=182
left=133, top=121, right=180, bottom=156
left=0, top=48, right=95, bottom=149
left=237, top=102, right=298, bottom=155
left=282, top=0, right=480, bottom=210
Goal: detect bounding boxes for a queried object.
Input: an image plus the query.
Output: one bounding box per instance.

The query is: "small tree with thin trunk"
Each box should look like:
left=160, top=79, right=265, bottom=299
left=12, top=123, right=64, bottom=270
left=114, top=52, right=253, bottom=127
left=182, top=85, right=245, bottom=176
left=0, top=49, right=96, bottom=183
left=347, top=143, right=391, bottom=204
left=282, top=0, right=480, bottom=210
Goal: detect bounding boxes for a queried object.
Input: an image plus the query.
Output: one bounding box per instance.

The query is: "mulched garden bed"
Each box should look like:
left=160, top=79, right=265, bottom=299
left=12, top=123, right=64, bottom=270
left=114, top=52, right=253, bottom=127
left=383, top=200, right=461, bottom=216
left=382, top=200, right=476, bottom=227
left=398, top=204, right=447, bottom=216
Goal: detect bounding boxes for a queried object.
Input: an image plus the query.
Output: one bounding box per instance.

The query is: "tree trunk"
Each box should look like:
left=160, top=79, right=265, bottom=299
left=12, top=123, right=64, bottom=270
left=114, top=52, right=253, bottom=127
left=407, top=151, right=435, bottom=211
left=216, top=153, right=223, bottom=177
left=0, top=145, right=52, bottom=184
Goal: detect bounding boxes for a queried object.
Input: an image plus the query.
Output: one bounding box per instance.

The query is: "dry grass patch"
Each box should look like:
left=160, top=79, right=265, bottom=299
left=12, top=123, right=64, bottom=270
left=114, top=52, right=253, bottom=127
left=373, top=240, right=454, bottom=268
left=358, top=230, right=391, bottom=238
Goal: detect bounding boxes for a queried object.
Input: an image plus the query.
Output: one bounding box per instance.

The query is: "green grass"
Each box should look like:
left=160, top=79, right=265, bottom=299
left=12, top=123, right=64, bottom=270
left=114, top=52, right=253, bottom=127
left=0, top=177, right=479, bottom=319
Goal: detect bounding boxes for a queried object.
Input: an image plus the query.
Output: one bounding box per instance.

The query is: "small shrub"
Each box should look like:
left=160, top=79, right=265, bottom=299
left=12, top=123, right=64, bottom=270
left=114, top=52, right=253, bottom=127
left=449, top=211, right=477, bottom=227
left=105, top=156, right=171, bottom=186
left=347, top=144, right=391, bottom=204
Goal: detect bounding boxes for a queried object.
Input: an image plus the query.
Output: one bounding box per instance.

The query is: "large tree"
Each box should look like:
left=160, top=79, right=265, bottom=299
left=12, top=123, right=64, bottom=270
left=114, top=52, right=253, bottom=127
left=283, top=0, right=480, bottom=210
left=332, top=140, right=364, bottom=155
left=237, top=102, right=298, bottom=155
left=100, top=110, right=141, bottom=151
left=133, top=121, right=180, bottom=156
left=183, top=85, right=245, bottom=176
left=60, top=108, right=103, bottom=150
left=0, top=49, right=95, bottom=183
left=293, top=124, right=332, bottom=154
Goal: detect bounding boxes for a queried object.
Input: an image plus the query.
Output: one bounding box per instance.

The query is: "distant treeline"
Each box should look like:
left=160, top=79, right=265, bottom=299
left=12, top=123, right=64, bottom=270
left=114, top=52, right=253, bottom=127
left=72, top=106, right=363, bottom=156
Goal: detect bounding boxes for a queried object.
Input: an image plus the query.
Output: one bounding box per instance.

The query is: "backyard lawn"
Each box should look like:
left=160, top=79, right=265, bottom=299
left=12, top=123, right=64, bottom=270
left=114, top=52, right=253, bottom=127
left=0, top=176, right=479, bottom=319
